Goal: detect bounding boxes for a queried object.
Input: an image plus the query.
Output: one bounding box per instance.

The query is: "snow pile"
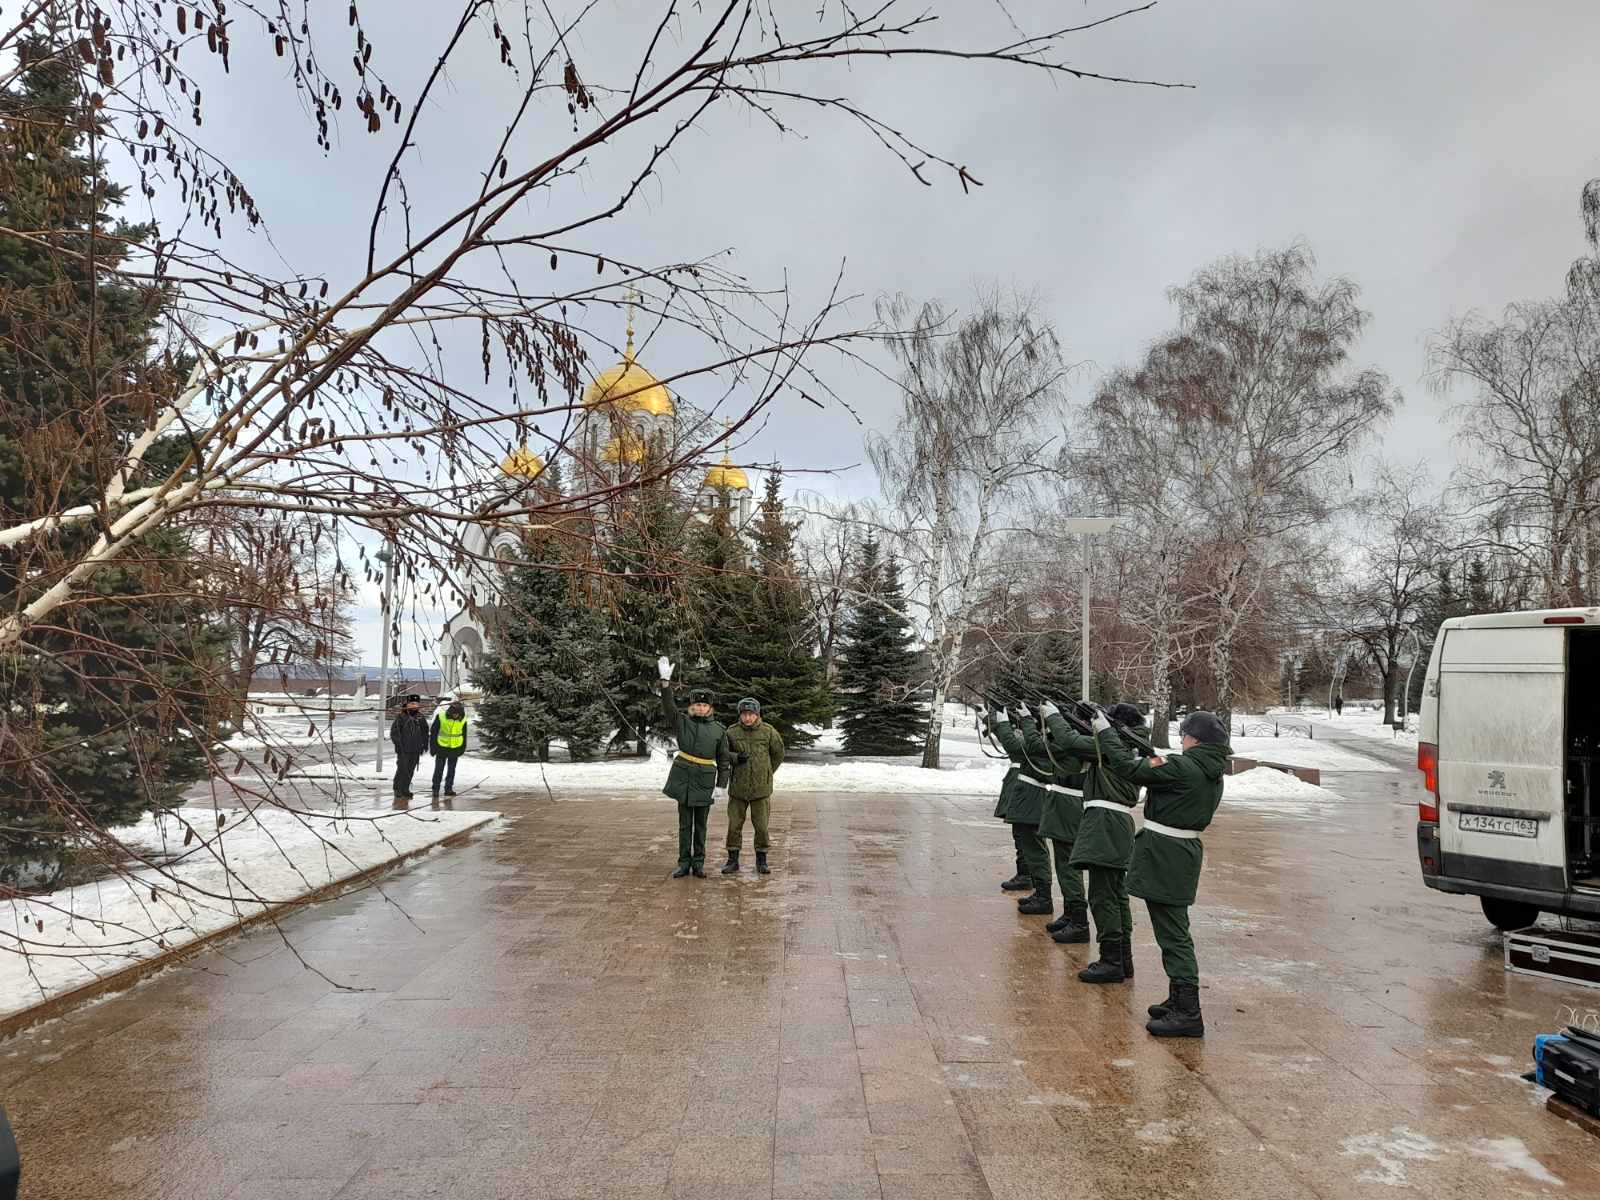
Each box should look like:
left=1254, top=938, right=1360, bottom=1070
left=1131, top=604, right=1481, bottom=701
left=1227, top=735, right=1395, bottom=773
left=1, top=806, right=497, bottom=1018
left=1222, top=767, right=1343, bottom=818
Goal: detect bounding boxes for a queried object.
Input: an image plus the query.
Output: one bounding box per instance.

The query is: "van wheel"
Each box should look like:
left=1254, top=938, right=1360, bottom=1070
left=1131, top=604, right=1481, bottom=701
left=1480, top=897, right=1540, bottom=931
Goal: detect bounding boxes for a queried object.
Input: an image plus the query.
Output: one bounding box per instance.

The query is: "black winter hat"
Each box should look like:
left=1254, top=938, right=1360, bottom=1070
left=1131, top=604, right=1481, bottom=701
left=1106, top=702, right=1144, bottom=726
left=688, top=687, right=714, bottom=705
left=1178, top=710, right=1229, bottom=746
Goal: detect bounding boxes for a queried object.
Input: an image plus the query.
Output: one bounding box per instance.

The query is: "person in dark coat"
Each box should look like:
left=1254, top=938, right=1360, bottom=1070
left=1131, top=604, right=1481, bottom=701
left=389, top=696, right=429, bottom=799
left=429, top=699, right=469, bottom=799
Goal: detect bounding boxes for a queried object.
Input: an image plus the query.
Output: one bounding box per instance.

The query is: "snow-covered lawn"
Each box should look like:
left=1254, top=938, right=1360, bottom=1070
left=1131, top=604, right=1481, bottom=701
left=1, top=806, right=498, bottom=1020
left=1225, top=735, right=1398, bottom=773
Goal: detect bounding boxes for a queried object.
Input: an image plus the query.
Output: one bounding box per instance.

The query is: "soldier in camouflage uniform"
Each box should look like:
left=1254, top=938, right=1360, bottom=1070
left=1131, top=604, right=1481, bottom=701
left=719, top=698, right=785, bottom=875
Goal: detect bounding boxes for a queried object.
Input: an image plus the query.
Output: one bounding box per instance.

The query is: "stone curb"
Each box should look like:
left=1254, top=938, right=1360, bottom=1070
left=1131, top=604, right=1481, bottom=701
left=0, top=814, right=499, bottom=1041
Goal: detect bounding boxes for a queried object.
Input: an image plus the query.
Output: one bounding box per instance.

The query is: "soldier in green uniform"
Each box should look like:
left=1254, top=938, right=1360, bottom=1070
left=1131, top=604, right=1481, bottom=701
left=1093, top=708, right=1230, bottom=1037
left=657, top=655, right=731, bottom=879
left=1038, top=701, right=1149, bottom=981
left=1018, top=704, right=1091, bottom=941
left=983, top=709, right=1032, bottom=893
left=987, top=707, right=1056, bottom=917
left=720, top=698, right=785, bottom=875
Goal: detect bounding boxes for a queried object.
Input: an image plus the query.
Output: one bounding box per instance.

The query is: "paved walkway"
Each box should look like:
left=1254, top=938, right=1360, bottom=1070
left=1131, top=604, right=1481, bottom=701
left=5, top=764, right=1599, bottom=1199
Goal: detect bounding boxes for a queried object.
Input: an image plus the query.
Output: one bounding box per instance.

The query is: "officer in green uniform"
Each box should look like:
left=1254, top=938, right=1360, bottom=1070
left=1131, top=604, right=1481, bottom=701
left=657, top=656, right=731, bottom=879
left=1018, top=704, right=1091, bottom=940
left=983, top=709, right=1031, bottom=893
left=1038, top=701, right=1149, bottom=981
left=720, top=698, right=785, bottom=875
left=1094, top=708, right=1230, bottom=1037
left=987, top=707, right=1056, bottom=917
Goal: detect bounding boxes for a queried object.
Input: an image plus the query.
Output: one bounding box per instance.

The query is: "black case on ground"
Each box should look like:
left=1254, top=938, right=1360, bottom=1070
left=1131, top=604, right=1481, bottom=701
left=1544, top=1036, right=1600, bottom=1116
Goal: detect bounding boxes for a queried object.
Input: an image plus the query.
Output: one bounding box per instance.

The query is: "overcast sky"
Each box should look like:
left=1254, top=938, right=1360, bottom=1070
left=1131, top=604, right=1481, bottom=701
left=171, top=1, right=1600, bottom=671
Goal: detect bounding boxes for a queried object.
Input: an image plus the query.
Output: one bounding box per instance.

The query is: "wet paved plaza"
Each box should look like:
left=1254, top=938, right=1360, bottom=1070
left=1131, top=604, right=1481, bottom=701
left=7, top=748, right=1600, bottom=1198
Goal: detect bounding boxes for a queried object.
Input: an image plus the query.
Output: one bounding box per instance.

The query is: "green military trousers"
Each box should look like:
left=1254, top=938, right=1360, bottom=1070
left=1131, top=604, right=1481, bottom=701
left=1013, top=823, right=1051, bottom=893
left=726, top=795, right=772, bottom=852
left=1145, top=900, right=1198, bottom=985
left=1048, top=839, right=1086, bottom=907
left=1087, top=866, right=1132, bottom=946
left=677, top=803, right=710, bottom=869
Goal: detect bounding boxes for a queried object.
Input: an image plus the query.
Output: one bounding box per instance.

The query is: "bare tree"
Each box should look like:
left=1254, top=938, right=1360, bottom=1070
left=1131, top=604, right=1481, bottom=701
left=792, top=495, right=864, bottom=689
left=1433, top=298, right=1600, bottom=606
left=869, top=288, right=1072, bottom=767
left=1337, top=461, right=1449, bottom=726
left=1131, top=245, right=1397, bottom=720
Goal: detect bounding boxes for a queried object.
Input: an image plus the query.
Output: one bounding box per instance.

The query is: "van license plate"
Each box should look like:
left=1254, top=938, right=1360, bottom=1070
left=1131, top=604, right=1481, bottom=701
left=1458, top=813, right=1538, bottom=838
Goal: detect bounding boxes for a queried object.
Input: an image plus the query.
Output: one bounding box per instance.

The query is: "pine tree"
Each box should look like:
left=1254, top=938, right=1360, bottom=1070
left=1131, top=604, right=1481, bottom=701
left=836, top=538, right=925, bottom=755
left=473, top=531, right=616, bottom=761
left=0, top=33, right=224, bottom=879
left=685, top=493, right=759, bottom=715
left=1467, top=557, right=1493, bottom=615
left=702, top=471, right=833, bottom=746
left=603, top=481, right=694, bottom=754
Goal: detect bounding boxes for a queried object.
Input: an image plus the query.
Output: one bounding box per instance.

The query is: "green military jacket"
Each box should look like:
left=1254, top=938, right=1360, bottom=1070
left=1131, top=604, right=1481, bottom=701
left=1046, top=714, right=1148, bottom=870
left=1097, top=729, right=1230, bottom=906
left=1022, top=717, right=1087, bottom=843
left=985, top=713, right=1021, bottom=820
left=659, top=685, right=731, bottom=807
left=990, top=715, right=1052, bottom=827
left=725, top=718, right=785, bottom=801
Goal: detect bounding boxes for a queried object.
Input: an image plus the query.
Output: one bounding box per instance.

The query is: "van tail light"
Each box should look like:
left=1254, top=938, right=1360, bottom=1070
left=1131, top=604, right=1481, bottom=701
left=1417, top=742, right=1439, bottom=822
left=1544, top=615, right=1585, bottom=624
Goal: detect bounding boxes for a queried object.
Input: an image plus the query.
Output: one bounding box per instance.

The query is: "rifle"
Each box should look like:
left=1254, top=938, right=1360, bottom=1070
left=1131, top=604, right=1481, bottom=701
left=981, top=689, right=1054, bottom=779
left=1041, top=696, right=1157, bottom=758
left=959, top=690, right=1011, bottom=760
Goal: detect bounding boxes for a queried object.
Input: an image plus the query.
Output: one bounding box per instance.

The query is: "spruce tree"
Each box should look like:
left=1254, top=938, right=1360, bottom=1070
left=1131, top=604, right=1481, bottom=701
left=836, top=538, right=924, bottom=755
left=473, top=531, right=616, bottom=761
left=685, top=493, right=759, bottom=717
left=603, top=481, right=694, bottom=754
left=1, top=32, right=224, bottom=879
left=708, top=470, right=832, bottom=747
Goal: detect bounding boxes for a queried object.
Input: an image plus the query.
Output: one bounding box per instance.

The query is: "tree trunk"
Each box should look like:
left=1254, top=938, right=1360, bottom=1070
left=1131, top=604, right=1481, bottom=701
left=922, top=681, right=945, bottom=768
left=1381, top=657, right=1398, bottom=727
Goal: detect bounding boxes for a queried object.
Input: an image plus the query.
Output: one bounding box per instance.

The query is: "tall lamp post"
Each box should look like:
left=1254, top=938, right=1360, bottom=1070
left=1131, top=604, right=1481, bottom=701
left=374, top=544, right=395, bottom=775
left=1062, top=517, right=1119, bottom=699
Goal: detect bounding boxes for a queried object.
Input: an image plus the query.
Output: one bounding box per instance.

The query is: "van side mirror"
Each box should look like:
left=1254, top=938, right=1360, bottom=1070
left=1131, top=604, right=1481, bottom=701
left=0, top=1105, right=20, bottom=1200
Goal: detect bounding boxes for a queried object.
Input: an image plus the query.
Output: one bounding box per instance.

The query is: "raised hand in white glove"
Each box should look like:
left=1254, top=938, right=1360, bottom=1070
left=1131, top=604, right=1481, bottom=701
left=1089, top=709, right=1112, bottom=734
left=1038, top=700, right=1060, bottom=718
left=712, top=786, right=729, bottom=804
left=657, top=655, right=675, bottom=682
left=992, top=709, right=1011, bottom=726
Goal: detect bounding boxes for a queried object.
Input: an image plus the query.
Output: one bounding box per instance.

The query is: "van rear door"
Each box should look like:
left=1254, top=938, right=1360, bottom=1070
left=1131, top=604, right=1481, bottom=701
left=1436, top=623, right=1566, bottom=892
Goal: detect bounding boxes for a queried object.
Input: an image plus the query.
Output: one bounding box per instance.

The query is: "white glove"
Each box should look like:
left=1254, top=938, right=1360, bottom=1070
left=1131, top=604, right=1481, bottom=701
left=1090, top=710, right=1112, bottom=734
left=712, top=786, right=729, bottom=803
left=1038, top=701, right=1059, bottom=718
left=657, top=655, right=674, bottom=681
left=992, top=711, right=1010, bottom=727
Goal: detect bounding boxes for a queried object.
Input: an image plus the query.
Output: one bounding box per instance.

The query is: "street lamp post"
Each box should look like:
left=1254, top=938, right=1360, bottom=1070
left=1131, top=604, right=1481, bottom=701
left=374, top=545, right=395, bottom=775
left=1062, top=517, right=1119, bottom=700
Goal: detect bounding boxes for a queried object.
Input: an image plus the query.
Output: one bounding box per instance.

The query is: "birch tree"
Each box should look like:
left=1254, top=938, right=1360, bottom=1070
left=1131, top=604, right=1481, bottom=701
left=869, top=289, right=1071, bottom=767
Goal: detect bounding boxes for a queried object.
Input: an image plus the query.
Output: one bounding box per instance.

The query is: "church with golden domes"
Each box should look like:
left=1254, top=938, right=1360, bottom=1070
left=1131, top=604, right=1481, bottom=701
left=436, top=302, right=755, bottom=693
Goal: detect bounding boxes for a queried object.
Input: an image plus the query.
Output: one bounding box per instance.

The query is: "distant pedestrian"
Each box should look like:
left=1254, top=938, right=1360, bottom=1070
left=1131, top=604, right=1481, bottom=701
left=389, top=696, right=429, bottom=800
left=720, top=698, right=785, bottom=875
left=657, top=656, right=731, bottom=878
left=1333, top=693, right=1344, bottom=717
left=430, top=698, right=468, bottom=799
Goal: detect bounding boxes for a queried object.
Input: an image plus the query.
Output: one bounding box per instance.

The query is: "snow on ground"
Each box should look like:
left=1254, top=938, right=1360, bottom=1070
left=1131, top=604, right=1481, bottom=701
left=297, top=749, right=1013, bottom=797
left=1225, top=734, right=1397, bottom=773
left=1307, top=707, right=1421, bottom=749
left=1222, top=767, right=1346, bottom=818
left=1, top=806, right=498, bottom=1019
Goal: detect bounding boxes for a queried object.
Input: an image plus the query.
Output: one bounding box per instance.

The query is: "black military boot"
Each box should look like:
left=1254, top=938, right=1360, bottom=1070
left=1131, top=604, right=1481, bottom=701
left=1145, top=982, right=1204, bottom=1038
left=1050, top=903, right=1090, bottom=944
left=1122, top=941, right=1135, bottom=980
left=692, top=866, right=707, bottom=878
left=671, top=865, right=691, bottom=879
left=756, top=851, right=771, bottom=874
left=720, top=851, right=740, bottom=874
left=1016, top=890, right=1053, bottom=916
left=1078, top=939, right=1126, bottom=984
left=1045, top=911, right=1074, bottom=934
left=1000, top=872, right=1031, bottom=892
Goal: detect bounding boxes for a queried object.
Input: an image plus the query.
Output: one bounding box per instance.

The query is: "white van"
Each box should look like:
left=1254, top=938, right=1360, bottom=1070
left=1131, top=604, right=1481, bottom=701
left=1417, top=607, right=1600, bottom=929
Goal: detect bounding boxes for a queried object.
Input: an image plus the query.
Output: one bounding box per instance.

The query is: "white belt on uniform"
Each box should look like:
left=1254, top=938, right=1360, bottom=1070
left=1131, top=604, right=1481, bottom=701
left=1018, top=774, right=1050, bottom=789
left=1141, top=817, right=1201, bottom=841
left=1042, top=782, right=1083, bottom=797
left=1083, top=798, right=1134, bottom=816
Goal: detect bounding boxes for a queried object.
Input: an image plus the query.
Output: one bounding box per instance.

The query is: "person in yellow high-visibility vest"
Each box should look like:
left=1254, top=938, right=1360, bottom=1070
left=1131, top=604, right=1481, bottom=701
left=430, top=699, right=469, bottom=799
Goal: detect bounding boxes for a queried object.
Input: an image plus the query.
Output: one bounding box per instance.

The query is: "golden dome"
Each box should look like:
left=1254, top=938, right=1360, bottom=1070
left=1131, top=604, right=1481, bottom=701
left=704, top=450, right=750, bottom=493
left=583, top=306, right=674, bottom=417
left=601, top=429, right=649, bottom=466
left=499, top=446, right=546, bottom=478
